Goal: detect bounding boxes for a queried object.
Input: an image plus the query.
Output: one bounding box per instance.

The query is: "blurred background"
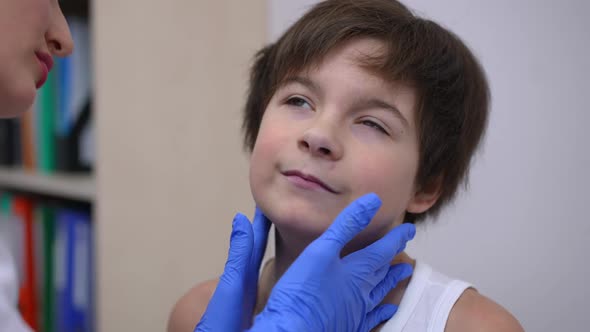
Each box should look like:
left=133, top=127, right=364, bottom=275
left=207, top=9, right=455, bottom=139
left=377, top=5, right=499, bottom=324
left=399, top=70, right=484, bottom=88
left=0, top=0, right=587, bottom=331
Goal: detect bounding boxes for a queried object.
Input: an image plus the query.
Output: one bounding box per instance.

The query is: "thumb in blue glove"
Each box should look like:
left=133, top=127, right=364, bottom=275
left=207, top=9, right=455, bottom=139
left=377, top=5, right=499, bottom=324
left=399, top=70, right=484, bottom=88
left=248, top=193, right=415, bottom=332
left=194, top=209, right=270, bottom=332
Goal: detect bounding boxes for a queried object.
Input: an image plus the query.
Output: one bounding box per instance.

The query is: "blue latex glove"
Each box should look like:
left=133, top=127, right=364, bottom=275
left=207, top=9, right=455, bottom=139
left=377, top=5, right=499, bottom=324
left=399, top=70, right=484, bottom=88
left=196, top=193, right=415, bottom=332
left=194, top=208, right=271, bottom=332
left=247, top=193, right=415, bottom=332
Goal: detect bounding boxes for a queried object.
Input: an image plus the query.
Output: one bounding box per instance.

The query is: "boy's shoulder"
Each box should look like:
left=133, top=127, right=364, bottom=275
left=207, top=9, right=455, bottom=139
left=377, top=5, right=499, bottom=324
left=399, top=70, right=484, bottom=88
left=165, top=272, right=525, bottom=332
left=446, top=288, right=525, bottom=332
left=167, top=278, right=219, bottom=332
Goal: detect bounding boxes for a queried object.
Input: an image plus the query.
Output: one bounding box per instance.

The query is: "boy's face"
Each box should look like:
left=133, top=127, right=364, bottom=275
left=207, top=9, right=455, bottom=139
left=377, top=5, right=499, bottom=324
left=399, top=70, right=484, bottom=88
left=249, top=38, right=438, bottom=247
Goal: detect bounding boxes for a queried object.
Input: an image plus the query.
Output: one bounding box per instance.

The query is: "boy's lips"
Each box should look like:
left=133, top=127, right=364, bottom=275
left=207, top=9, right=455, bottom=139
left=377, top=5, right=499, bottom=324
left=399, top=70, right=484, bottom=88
left=35, top=52, right=54, bottom=89
left=282, top=170, right=338, bottom=194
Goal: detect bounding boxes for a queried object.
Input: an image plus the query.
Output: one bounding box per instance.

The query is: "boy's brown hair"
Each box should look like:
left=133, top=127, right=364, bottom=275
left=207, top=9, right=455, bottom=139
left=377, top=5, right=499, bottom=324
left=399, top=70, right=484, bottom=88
left=242, top=0, right=490, bottom=223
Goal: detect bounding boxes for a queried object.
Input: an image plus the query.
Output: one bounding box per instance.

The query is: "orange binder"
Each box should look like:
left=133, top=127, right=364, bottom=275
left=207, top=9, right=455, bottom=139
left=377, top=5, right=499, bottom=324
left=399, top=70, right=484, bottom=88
left=20, top=105, right=37, bottom=170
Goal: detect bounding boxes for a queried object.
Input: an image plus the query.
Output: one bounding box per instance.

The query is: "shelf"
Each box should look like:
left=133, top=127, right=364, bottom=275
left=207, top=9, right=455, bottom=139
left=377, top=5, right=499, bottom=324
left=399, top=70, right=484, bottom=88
left=0, top=168, right=95, bottom=202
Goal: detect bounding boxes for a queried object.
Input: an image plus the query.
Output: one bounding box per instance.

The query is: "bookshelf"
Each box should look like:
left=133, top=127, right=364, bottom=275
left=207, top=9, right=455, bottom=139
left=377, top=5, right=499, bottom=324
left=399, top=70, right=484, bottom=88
left=0, top=168, right=94, bottom=202
left=2, top=0, right=267, bottom=330
left=0, top=2, right=95, bottom=332
left=0, top=0, right=95, bottom=195
left=0, top=1, right=93, bottom=202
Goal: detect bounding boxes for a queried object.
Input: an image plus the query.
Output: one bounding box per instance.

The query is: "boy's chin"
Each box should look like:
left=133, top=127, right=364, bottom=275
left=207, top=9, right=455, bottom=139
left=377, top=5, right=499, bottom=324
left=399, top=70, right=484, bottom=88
left=269, top=210, right=334, bottom=241
left=274, top=220, right=329, bottom=252
left=275, top=217, right=329, bottom=236
left=255, top=191, right=354, bottom=243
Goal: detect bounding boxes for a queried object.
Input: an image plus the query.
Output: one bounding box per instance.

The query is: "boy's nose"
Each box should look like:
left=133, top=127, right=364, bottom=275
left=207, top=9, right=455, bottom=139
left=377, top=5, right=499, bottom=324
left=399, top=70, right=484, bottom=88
left=298, top=125, right=343, bottom=161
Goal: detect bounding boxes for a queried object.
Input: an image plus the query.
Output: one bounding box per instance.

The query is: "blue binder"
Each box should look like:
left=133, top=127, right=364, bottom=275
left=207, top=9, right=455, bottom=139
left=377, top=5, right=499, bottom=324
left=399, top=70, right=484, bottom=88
left=55, top=210, right=93, bottom=332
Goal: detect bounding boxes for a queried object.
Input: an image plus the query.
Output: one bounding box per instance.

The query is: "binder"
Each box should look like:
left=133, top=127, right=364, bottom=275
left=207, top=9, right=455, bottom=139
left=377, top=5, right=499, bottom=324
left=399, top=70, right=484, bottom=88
left=12, top=196, right=39, bottom=331
left=20, top=107, right=37, bottom=171
left=55, top=18, right=93, bottom=172
left=36, top=66, right=58, bottom=173
left=0, top=119, right=18, bottom=166
left=40, top=206, right=57, bottom=332
left=0, top=192, right=12, bottom=213
left=55, top=209, right=93, bottom=332
left=33, top=206, right=44, bottom=329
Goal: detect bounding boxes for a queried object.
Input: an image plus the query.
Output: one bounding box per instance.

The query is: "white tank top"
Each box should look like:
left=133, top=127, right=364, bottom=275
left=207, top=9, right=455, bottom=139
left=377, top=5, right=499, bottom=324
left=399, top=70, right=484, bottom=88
left=379, top=261, right=472, bottom=332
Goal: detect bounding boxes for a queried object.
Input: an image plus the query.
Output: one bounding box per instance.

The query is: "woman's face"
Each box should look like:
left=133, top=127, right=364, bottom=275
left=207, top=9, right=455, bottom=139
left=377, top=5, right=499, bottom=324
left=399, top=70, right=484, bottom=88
left=0, top=0, right=73, bottom=118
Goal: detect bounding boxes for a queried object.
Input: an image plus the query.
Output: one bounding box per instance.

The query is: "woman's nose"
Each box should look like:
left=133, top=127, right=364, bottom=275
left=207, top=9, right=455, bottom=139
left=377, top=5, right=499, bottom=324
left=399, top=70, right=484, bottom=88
left=46, top=6, right=74, bottom=57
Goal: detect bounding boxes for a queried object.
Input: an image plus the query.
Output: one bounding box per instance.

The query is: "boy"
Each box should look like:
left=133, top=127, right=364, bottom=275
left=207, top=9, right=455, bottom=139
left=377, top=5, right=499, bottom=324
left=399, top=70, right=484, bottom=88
left=170, top=0, right=524, bottom=331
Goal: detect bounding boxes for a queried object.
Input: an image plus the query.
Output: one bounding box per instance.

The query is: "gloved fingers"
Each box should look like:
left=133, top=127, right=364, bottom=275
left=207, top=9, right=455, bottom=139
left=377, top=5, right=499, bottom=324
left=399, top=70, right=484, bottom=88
left=361, top=304, right=398, bottom=332
left=368, top=263, right=413, bottom=311
left=199, top=215, right=253, bottom=332
left=219, top=213, right=254, bottom=286
left=242, top=208, right=271, bottom=330
left=316, top=193, right=382, bottom=256
left=374, top=264, right=389, bottom=280
left=356, top=223, right=416, bottom=271
left=251, top=207, right=271, bottom=271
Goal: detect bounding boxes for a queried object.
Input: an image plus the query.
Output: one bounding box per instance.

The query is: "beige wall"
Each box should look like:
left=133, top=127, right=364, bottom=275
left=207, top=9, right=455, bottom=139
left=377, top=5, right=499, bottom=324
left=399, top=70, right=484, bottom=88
left=93, top=1, right=266, bottom=331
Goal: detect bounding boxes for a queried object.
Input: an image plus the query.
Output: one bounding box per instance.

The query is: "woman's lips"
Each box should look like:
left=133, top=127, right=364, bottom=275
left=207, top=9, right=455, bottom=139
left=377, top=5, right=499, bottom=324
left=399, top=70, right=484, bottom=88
left=283, top=170, right=338, bottom=193
left=35, top=52, right=54, bottom=89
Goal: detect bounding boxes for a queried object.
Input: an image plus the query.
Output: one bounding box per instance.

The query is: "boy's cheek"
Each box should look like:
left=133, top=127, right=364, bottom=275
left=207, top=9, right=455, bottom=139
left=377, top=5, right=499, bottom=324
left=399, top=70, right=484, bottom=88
left=251, top=127, right=295, bottom=170
left=350, top=164, right=417, bottom=222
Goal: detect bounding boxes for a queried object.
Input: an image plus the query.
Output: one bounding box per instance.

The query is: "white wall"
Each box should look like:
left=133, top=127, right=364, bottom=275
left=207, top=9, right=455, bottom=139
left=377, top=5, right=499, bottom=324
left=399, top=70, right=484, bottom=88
left=269, top=1, right=589, bottom=331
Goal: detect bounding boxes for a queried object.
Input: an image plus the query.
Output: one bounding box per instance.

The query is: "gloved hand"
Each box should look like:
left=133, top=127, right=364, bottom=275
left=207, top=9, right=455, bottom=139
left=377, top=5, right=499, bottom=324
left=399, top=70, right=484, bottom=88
left=247, top=193, right=415, bottom=332
left=196, top=193, right=415, bottom=332
left=194, top=208, right=271, bottom=332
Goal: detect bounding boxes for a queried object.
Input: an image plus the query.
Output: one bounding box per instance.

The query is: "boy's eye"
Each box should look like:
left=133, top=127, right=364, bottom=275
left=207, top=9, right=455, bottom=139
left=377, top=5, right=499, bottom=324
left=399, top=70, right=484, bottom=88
left=285, top=96, right=313, bottom=110
left=361, top=119, right=389, bottom=135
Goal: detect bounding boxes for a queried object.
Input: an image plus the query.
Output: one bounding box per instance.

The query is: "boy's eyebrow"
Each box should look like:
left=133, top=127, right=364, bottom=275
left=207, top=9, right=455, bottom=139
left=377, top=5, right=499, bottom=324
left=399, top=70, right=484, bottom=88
left=281, top=76, right=323, bottom=95
left=352, top=97, right=410, bottom=129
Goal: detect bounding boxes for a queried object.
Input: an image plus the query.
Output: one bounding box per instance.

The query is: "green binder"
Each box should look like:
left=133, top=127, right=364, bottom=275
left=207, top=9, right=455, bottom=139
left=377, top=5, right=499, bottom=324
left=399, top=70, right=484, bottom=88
left=36, top=68, right=57, bottom=173
left=40, top=205, right=56, bottom=332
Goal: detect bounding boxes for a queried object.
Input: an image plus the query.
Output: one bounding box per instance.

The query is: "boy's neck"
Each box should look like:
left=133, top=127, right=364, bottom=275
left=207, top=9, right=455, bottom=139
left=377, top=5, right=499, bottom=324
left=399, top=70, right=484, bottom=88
left=272, top=225, right=416, bottom=277
left=255, top=228, right=416, bottom=314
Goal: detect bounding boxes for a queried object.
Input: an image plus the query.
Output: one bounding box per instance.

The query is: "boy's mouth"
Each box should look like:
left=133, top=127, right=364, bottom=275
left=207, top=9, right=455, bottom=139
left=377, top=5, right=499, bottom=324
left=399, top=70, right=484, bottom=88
left=282, top=170, right=338, bottom=194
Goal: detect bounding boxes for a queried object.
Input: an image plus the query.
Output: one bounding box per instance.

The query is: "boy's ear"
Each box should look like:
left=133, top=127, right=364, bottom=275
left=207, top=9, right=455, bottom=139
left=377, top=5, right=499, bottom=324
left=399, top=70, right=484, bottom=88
left=406, top=177, right=442, bottom=214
